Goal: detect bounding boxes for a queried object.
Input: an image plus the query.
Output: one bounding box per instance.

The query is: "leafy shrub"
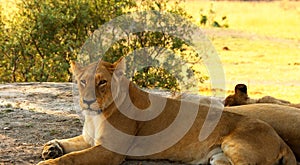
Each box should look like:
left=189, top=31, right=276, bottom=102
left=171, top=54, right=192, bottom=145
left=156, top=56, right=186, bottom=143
left=199, top=3, right=229, bottom=28
left=0, top=0, right=209, bottom=92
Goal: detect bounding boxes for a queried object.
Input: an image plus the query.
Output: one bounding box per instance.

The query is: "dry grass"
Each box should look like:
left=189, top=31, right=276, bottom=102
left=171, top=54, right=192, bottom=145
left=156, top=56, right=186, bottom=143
left=183, top=1, right=300, bottom=103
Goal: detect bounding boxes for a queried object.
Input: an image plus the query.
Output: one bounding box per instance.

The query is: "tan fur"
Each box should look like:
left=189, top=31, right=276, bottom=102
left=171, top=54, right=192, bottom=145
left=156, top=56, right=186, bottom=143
left=225, top=104, right=300, bottom=161
left=257, top=96, right=291, bottom=105
left=179, top=94, right=300, bottom=161
left=178, top=95, right=300, bottom=161
left=37, top=58, right=296, bottom=165
left=224, top=84, right=257, bottom=107
left=289, top=104, right=300, bottom=109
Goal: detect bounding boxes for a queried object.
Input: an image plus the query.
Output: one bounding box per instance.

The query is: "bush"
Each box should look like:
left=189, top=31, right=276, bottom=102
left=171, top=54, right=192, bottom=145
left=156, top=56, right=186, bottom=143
left=0, top=0, right=135, bottom=82
left=199, top=3, right=229, bottom=28
left=0, top=0, right=208, bottom=92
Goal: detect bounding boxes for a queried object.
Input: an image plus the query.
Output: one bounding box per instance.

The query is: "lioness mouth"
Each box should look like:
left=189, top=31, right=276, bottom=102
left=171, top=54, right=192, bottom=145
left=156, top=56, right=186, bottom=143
left=83, top=108, right=102, bottom=114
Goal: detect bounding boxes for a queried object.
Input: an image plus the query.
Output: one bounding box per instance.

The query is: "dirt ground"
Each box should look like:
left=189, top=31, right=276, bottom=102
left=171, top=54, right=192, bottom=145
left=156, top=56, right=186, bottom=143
left=0, top=83, right=187, bottom=165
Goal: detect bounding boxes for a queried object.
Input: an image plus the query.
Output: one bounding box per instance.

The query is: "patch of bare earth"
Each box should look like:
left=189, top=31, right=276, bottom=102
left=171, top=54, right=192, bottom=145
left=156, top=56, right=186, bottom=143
left=0, top=83, right=185, bottom=165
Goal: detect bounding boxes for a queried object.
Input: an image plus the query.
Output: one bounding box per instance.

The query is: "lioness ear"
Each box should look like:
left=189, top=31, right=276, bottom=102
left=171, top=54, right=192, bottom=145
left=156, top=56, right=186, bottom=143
left=113, top=57, right=126, bottom=77
left=69, top=60, right=82, bottom=76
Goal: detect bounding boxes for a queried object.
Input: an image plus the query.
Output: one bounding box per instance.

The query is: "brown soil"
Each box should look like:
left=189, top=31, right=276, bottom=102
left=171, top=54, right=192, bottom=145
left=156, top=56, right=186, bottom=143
left=0, top=83, right=185, bottom=165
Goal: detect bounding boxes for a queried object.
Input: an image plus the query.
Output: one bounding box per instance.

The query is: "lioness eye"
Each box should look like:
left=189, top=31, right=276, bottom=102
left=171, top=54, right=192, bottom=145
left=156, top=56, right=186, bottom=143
left=80, top=80, right=86, bottom=87
left=98, top=80, right=107, bottom=86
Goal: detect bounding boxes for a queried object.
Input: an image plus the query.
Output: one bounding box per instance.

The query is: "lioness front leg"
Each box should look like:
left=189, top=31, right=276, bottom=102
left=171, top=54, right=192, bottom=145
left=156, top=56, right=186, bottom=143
left=42, top=135, right=91, bottom=160
left=38, top=145, right=125, bottom=165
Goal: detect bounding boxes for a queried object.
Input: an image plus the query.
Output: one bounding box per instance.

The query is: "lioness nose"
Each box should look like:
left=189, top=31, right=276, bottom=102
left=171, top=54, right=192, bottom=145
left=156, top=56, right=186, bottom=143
left=83, top=99, right=96, bottom=106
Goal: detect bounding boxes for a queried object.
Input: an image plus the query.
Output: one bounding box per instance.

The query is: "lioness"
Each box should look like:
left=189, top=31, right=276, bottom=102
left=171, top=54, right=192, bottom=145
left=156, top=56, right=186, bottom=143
left=176, top=93, right=300, bottom=161
left=38, top=58, right=296, bottom=165
left=290, top=104, right=300, bottom=109
left=225, top=104, right=300, bottom=161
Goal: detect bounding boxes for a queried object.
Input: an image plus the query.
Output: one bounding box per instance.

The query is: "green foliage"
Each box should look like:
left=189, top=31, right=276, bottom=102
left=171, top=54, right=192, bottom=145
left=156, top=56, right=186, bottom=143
left=0, top=0, right=209, bottom=92
left=132, top=67, right=180, bottom=91
left=0, top=0, right=135, bottom=82
left=199, top=3, right=228, bottom=28
left=99, top=0, right=205, bottom=92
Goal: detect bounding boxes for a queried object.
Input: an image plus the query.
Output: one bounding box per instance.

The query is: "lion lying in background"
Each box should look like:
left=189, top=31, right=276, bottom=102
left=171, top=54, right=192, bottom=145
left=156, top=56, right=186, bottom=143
left=37, top=58, right=296, bottom=165
left=224, top=84, right=298, bottom=107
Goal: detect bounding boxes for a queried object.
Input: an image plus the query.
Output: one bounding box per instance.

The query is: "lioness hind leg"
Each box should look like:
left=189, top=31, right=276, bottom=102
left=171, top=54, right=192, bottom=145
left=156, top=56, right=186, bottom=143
left=42, top=135, right=91, bottom=160
left=221, top=121, right=296, bottom=165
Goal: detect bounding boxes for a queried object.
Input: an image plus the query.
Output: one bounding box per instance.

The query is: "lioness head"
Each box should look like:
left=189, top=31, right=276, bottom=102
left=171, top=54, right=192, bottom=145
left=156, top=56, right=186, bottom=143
left=234, top=84, right=247, bottom=95
left=224, top=84, right=249, bottom=106
left=70, top=58, right=125, bottom=115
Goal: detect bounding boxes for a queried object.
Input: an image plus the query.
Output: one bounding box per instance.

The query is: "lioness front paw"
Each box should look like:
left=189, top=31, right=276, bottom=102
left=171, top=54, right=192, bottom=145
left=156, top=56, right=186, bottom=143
left=36, top=160, right=56, bottom=165
left=41, top=140, right=64, bottom=160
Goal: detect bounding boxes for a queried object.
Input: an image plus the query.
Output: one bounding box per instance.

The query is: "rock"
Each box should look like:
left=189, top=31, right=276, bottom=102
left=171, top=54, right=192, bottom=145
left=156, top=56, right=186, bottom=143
left=4, top=127, right=11, bottom=130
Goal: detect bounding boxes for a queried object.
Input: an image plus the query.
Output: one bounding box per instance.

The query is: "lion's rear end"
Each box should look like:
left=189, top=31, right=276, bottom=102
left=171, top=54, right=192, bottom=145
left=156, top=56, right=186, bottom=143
left=220, top=118, right=296, bottom=165
left=133, top=101, right=297, bottom=165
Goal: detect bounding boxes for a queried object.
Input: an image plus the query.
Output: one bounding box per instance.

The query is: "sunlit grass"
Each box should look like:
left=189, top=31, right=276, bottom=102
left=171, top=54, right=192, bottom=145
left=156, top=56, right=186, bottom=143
left=183, top=1, right=300, bottom=103
left=185, top=0, right=300, bottom=39
left=211, top=33, right=300, bottom=102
